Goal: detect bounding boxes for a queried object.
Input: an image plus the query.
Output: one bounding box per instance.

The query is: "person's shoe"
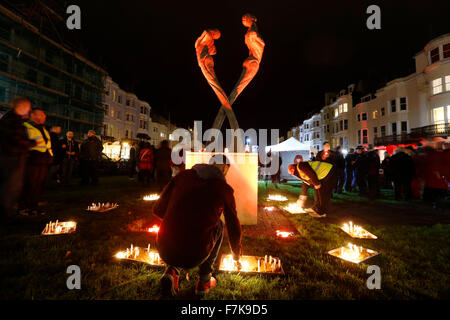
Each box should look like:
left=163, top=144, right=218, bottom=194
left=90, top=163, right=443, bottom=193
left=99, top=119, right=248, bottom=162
left=307, top=209, right=327, bottom=218
left=195, top=276, right=217, bottom=295
left=160, top=267, right=179, bottom=297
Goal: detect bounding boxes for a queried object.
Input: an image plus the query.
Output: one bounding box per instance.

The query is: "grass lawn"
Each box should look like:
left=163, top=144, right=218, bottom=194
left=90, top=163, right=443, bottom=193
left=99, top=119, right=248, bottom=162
left=1, top=176, right=449, bottom=299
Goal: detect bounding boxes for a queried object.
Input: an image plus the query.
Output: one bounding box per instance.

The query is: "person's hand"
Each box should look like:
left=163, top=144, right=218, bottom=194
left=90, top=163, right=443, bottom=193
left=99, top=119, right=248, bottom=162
left=314, top=184, right=322, bottom=189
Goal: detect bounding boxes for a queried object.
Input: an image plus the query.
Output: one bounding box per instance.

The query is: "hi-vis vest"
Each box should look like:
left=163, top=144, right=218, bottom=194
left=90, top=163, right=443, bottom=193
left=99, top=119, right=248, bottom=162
left=297, top=161, right=333, bottom=181
left=23, top=122, right=53, bottom=156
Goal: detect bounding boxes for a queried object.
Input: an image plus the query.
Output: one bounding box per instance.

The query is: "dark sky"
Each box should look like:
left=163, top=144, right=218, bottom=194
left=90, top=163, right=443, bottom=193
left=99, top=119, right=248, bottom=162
left=74, top=0, right=450, bottom=136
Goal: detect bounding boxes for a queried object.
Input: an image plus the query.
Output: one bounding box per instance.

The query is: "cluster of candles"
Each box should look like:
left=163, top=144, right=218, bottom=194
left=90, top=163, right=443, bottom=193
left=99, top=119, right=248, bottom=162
left=328, top=242, right=379, bottom=264
left=276, top=230, right=295, bottom=238
left=86, top=202, right=118, bottom=211
left=220, top=254, right=282, bottom=273
left=147, top=225, right=160, bottom=233
left=267, top=194, right=288, bottom=202
left=42, top=220, right=76, bottom=235
left=341, top=221, right=378, bottom=239
left=143, top=194, right=160, bottom=201
left=283, top=202, right=305, bottom=214
left=263, top=206, right=275, bottom=211
left=115, top=244, right=164, bottom=265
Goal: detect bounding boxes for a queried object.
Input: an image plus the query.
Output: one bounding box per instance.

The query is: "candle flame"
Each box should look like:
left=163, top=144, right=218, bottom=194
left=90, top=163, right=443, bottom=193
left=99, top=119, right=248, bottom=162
left=143, top=194, right=160, bottom=201
left=276, top=230, right=294, bottom=238
left=147, top=225, right=160, bottom=233
left=341, top=221, right=377, bottom=239
left=263, top=206, right=275, bottom=211
left=283, top=202, right=305, bottom=214
left=267, top=194, right=288, bottom=201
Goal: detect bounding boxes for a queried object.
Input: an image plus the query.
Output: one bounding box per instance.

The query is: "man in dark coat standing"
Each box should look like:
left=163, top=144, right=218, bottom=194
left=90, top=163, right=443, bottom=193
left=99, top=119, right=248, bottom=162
left=47, top=125, right=63, bottom=184
left=354, top=146, right=368, bottom=196
left=154, top=140, right=172, bottom=191
left=60, top=131, right=79, bottom=185
left=390, top=148, right=415, bottom=200
left=344, top=148, right=356, bottom=192
left=154, top=154, right=241, bottom=297
left=80, top=130, right=103, bottom=185
left=334, top=146, right=346, bottom=194
left=0, top=97, right=35, bottom=221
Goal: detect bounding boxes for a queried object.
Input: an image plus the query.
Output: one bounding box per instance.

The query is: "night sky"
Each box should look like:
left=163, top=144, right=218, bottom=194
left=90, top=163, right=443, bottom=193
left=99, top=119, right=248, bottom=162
left=73, top=0, right=450, bottom=135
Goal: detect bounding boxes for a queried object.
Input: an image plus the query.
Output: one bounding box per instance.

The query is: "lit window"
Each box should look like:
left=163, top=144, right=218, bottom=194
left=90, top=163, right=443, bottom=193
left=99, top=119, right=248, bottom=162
left=432, top=78, right=443, bottom=94
left=445, top=76, right=450, bottom=91
left=372, top=110, right=378, bottom=119
left=343, top=103, right=348, bottom=112
left=443, top=43, right=450, bottom=59
left=339, top=104, right=343, bottom=113
left=112, top=90, right=116, bottom=101
left=110, top=108, right=114, bottom=118
left=431, top=47, right=440, bottom=63
left=433, top=106, right=445, bottom=124
left=334, top=108, right=338, bottom=118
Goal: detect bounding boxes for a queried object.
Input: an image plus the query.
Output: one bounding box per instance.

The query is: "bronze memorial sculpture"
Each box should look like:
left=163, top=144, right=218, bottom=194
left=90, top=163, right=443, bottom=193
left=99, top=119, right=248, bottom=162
left=195, top=13, right=265, bottom=134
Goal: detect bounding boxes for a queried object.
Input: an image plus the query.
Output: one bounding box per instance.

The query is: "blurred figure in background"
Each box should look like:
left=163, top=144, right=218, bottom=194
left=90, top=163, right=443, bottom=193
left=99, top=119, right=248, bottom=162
left=80, top=130, right=103, bottom=185
left=390, top=147, right=415, bottom=201
left=155, top=140, right=172, bottom=191
left=20, top=109, right=53, bottom=215
left=60, top=131, right=79, bottom=185
left=0, top=97, right=35, bottom=221
left=334, top=146, right=345, bottom=194
left=316, top=141, right=336, bottom=165
left=129, top=143, right=137, bottom=180
left=381, top=151, right=393, bottom=189
left=366, top=146, right=381, bottom=200
left=47, top=125, right=63, bottom=185
left=354, top=146, right=368, bottom=196
left=138, top=142, right=154, bottom=186
left=309, top=152, right=316, bottom=161
left=344, top=148, right=356, bottom=192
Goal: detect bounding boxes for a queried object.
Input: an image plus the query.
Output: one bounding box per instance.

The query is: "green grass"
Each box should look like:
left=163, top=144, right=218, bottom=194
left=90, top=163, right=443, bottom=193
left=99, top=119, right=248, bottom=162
left=1, top=176, right=449, bottom=299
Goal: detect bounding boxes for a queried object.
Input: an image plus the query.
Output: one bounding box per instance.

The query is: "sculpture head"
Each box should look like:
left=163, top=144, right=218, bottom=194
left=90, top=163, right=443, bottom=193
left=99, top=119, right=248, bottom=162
left=242, top=13, right=257, bottom=27
left=208, top=29, right=221, bottom=40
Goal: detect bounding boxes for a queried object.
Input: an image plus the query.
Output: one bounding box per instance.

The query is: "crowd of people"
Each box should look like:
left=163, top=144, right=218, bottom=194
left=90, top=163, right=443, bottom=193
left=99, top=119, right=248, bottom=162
left=0, top=97, right=177, bottom=220
left=287, top=140, right=449, bottom=216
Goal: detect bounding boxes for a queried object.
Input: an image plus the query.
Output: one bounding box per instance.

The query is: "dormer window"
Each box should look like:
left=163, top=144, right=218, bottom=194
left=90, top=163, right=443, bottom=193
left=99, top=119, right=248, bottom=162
left=444, top=43, right=450, bottom=59
left=430, top=47, right=440, bottom=63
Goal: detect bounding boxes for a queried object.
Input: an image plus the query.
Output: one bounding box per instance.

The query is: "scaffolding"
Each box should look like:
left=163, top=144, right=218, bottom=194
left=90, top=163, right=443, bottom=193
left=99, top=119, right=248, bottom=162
left=0, top=1, right=106, bottom=139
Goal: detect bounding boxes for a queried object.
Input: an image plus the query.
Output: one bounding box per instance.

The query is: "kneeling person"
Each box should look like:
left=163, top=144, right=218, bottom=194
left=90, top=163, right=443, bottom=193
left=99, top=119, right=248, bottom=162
left=288, top=156, right=336, bottom=217
left=153, top=154, right=241, bottom=296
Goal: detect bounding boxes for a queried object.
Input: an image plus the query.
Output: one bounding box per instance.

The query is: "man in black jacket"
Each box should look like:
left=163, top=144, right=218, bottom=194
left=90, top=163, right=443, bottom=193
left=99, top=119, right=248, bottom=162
left=344, top=148, right=356, bottom=192
left=47, top=125, right=63, bottom=184
left=0, top=97, right=35, bottom=221
left=80, top=130, right=103, bottom=185
left=60, top=131, right=79, bottom=185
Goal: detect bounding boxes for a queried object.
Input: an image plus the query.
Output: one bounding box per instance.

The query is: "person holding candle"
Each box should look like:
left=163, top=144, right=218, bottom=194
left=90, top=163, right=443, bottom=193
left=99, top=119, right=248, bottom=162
left=154, top=154, right=241, bottom=297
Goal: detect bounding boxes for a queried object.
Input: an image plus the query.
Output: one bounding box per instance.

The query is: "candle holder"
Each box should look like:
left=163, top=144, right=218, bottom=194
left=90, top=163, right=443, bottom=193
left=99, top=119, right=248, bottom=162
left=282, top=202, right=305, bottom=214
left=340, top=221, right=378, bottom=239
left=219, top=254, right=284, bottom=275
left=143, top=194, right=160, bottom=201
left=327, top=243, right=379, bottom=264
left=114, top=244, right=166, bottom=267
left=86, top=202, right=119, bottom=212
left=267, top=194, right=288, bottom=202
left=41, top=220, right=76, bottom=235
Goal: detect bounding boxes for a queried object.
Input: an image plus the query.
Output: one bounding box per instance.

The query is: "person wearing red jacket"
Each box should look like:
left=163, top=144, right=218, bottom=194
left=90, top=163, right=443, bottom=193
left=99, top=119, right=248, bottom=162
left=153, top=154, right=241, bottom=296
left=138, top=142, right=154, bottom=186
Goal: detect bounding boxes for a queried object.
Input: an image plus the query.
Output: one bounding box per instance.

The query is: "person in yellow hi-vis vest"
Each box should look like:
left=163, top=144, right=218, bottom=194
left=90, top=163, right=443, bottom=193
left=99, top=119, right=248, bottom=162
left=288, top=155, right=337, bottom=218
left=19, top=109, right=53, bottom=216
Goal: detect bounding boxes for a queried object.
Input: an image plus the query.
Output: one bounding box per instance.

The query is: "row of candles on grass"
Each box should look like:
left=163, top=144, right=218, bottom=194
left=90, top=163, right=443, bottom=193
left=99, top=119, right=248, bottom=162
left=42, top=220, right=76, bottom=235
left=115, top=243, right=164, bottom=265
left=220, top=254, right=282, bottom=273
left=86, top=202, right=119, bottom=211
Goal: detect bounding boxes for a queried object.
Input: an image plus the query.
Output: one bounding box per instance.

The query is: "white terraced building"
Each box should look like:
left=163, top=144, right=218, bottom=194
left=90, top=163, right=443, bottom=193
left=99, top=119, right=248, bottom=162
left=288, top=33, right=450, bottom=153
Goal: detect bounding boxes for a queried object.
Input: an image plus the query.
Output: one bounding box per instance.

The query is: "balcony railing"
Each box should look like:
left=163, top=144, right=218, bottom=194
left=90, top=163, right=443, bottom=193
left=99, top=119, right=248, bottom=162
left=374, top=123, right=450, bottom=146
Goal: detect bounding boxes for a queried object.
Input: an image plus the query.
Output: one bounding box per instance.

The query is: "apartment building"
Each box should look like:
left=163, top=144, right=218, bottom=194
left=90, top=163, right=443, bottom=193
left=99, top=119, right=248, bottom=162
left=288, top=33, right=450, bottom=152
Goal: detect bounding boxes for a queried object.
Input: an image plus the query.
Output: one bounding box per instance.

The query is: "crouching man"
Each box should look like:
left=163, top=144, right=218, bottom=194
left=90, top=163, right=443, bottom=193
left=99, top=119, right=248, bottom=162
left=288, top=155, right=336, bottom=217
left=153, top=154, right=242, bottom=296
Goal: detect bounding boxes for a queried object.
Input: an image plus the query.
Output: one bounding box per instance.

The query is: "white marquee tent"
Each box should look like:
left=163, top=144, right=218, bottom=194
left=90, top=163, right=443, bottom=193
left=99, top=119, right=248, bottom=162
left=263, top=137, right=312, bottom=180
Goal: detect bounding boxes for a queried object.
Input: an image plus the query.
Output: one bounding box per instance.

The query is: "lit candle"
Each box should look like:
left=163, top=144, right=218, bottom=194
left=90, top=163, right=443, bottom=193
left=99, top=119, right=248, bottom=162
left=258, top=259, right=260, bottom=272
left=147, top=244, right=150, bottom=252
